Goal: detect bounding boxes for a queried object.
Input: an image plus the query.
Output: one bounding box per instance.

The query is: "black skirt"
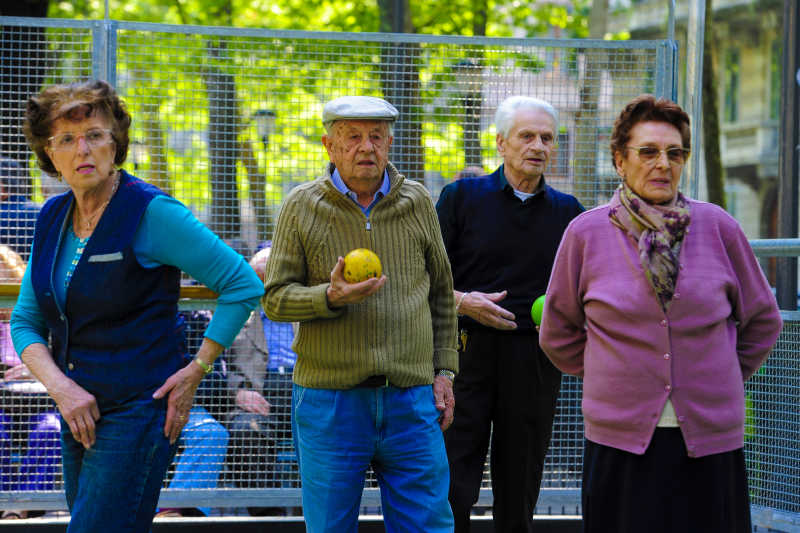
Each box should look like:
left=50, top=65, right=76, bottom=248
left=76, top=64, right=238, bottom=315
left=582, top=428, right=752, bottom=533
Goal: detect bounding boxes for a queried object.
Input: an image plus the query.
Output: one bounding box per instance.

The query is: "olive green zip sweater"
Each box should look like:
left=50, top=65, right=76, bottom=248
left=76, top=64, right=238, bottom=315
left=263, top=162, right=458, bottom=389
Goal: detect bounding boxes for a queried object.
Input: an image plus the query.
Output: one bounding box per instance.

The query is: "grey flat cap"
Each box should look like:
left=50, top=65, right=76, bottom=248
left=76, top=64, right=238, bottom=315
left=322, top=96, right=399, bottom=126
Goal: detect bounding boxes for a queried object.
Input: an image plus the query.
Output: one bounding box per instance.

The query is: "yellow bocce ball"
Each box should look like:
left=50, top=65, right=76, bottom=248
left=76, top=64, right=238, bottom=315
left=343, top=248, right=382, bottom=283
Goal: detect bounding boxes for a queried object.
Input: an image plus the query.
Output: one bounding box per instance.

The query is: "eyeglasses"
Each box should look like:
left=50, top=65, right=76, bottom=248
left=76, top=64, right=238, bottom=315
left=48, top=128, right=114, bottom=152
left=625, top=145, right=690, bottom=165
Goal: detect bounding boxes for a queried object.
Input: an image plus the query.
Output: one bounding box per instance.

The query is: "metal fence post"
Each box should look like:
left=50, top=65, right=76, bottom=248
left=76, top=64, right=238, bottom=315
left=91, top=19, right=117, bottom=85
left=683, top=0, right=705, bottom=200
left=777, top=0, right=800, bottom=311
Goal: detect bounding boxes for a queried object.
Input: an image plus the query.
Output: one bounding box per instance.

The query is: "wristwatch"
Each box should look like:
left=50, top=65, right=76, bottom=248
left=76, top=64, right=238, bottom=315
left=193, top=357, right=214, bottom=375
left=435, top=369, right=455, bottom=382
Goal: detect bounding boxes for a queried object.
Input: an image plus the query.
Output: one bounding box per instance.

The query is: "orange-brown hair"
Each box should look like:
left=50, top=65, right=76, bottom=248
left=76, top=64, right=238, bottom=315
left=23, top=79, right=131, bottom=177
left=610, top=94, right=691, bottom=171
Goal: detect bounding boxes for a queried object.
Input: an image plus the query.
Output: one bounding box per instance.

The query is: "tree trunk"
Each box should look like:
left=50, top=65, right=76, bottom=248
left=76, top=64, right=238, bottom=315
left=573, top=0, right=608, bottom=208
left=462, top=0, right=487, bottom=169
left=239, top=135, right=269, bottom=243
left=203, top=40, right=241, bottom=238
left=139, top=104, right=172, bottom=196
left=703, top=0, right=726, bottom=209
left=377, top=0, right=424, bottom=182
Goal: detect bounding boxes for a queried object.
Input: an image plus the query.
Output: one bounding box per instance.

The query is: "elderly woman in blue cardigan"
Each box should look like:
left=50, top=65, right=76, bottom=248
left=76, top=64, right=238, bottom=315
left=10, top=79, right=263, bottom=533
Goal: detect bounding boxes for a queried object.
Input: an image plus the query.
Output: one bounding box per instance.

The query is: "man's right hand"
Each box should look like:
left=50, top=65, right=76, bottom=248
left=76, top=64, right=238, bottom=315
left=236, top=389, right=271, bottom=416
left=326, top=256, right=387, bottom=307
left=460, top=290, right=517, bottom=330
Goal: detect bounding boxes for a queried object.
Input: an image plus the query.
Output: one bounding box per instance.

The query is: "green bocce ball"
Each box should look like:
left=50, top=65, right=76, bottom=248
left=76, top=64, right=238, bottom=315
left=531, top=294, right=546, bottom=326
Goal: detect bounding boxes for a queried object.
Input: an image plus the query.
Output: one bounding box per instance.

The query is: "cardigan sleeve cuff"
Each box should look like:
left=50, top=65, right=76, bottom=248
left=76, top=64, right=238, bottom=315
left=311, top=283, right=346, bottom=319
left=433, top=348, right=459, bottom=375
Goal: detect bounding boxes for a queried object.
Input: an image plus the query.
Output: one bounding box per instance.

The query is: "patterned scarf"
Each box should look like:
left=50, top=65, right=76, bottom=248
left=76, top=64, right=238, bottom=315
left=608, top=183, right=691, bottom=311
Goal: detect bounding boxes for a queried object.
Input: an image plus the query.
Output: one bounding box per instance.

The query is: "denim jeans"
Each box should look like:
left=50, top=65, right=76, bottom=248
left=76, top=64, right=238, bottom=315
left=293, top=383, right=454, bottom=533
left=61, top=398, right=177, bottom=533
left=167, top=406, right=228, bottom=516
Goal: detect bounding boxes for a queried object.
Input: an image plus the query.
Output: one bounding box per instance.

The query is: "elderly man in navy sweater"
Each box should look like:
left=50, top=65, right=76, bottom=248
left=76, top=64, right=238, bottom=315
left=436, top=95, right=584, bottom=532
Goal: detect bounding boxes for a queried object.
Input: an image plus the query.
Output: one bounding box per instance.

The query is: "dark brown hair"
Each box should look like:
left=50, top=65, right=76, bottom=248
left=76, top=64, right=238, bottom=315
left=610, top=94, right=691, bottom=170
left=23, top=79, right=131, bottom=176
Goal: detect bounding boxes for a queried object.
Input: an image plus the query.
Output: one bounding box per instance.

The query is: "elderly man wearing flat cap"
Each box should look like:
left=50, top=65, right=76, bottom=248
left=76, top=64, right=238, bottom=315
left=263, top=95, right=458, bottom=532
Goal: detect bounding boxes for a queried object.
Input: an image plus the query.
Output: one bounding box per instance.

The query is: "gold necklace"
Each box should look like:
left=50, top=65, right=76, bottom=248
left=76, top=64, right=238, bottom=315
left=76, top=172, right=120, bottom=232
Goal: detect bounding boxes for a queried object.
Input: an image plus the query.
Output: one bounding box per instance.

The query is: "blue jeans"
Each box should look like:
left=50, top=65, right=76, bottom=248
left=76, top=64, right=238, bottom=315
left=167, top=406, right=228, bottom=515
left=61, top=398, right=177, bottom=533
left=293, top=383, right=454, bottom=533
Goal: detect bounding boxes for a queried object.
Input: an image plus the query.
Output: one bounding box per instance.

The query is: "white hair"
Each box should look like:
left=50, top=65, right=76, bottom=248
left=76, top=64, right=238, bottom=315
left=494, top=96, right=559, bottom=139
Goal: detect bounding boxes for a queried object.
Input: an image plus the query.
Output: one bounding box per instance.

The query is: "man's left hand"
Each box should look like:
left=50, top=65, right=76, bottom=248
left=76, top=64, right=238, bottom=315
left=433, top=375, right=455, bottom=431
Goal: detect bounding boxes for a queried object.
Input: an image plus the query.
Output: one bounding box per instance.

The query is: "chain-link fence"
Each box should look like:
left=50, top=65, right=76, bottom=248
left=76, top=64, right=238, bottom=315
left=3, top=14, right=794, bottom=531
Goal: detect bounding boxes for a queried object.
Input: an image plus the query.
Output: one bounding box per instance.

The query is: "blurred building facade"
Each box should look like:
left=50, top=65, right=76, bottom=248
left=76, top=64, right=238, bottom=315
left=609, top=0, right=782, bottom=246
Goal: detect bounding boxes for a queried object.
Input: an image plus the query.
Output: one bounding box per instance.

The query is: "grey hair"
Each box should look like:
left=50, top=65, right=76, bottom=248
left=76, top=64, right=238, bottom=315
left=494, top=96, right=559, bottom=139
left=323, top=120, right=395, bottom=136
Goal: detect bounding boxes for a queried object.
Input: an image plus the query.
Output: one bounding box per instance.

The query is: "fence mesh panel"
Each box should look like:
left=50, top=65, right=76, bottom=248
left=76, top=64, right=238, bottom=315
left=4, top=17, right=794, bottom=528
left=745, top=318, right=800, bottom=516
left=109, top=28, right=665, bottom=251
left=1, top=24, right=94, bottom=263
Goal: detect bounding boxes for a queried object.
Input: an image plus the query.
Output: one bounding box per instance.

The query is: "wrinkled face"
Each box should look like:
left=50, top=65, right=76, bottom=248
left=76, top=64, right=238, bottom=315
left=45, top=112, right=116, bottom=193
left=496, top=108, right=556, bottom=183
left=615, top=121, right=686, bottom=205
left=322, top=120, right=392, bottom=187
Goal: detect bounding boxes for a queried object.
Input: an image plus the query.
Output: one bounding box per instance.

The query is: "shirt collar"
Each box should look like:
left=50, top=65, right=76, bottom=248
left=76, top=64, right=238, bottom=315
left=499, top=165, right=547, bottom=197
left=330, top=167, right=391, bottom=207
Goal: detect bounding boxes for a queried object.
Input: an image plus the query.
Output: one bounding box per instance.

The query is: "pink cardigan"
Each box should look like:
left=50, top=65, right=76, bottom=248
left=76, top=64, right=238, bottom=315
left=539, top=198, right=782, bottom=458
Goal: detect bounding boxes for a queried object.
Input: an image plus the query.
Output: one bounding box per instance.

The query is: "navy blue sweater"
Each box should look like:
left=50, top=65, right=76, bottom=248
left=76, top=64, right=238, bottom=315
left=436, top=165, right=584, bottom=332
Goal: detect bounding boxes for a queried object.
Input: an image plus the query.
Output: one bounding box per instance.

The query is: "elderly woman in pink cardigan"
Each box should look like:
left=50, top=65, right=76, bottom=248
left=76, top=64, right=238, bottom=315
left=539, top=95, right=782, bottom=533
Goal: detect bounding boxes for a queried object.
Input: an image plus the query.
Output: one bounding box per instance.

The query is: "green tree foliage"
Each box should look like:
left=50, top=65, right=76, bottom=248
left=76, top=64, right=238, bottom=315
left=40, top=0, right=590, bottom=241
left=48, top=0, right=591, bottom=47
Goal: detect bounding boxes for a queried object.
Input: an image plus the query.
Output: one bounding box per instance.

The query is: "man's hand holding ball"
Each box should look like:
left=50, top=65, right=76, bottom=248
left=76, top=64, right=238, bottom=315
left=326, top=248, right=387, bottom=307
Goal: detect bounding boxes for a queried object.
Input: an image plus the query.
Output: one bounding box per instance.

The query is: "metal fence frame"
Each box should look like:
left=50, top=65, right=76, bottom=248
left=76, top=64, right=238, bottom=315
left=1, top=15, right=797, bottom=531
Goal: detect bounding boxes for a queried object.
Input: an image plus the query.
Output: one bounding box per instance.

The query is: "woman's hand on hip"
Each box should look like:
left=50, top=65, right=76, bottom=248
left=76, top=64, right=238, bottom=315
left=152, top=362, right=204, bottom=444
left=50, top=378, right=100, bottom=450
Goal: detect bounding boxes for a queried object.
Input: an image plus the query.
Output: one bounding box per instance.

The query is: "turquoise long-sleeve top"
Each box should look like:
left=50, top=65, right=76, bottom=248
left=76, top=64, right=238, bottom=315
left=11, top=195, right=264, bottom=355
